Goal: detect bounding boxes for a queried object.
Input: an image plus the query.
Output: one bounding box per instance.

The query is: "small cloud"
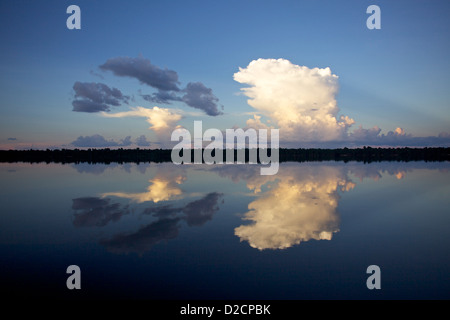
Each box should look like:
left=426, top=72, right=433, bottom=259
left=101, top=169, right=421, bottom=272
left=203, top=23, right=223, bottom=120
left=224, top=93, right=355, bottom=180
left=349, top=125, right=382, bottom=142
left=72, top=197, right=130, bottom=227
left=120, top=136, right=132, bottom=146
left=72, top=82, right=129, bottom=113
left=7, top=137, right=17, bottom=141
left=135, top=135, right=151, bottom=147
left=141, top=90, right=182, bottom=104
left=71, top=163, right=118, bottom=175
left=101, top=106, right=182, bottom=132
left=143, top=205, right=182, bottom=218
left=394, top=127, right=406, bottom=136
left=182, top=82, right=223, bottom=116
left=99, top=56, right=180, bottom=92
left=101, top=176, right=184, bottom=203
left=102, top=106, right=182, bottom=147
left=71, top=134, right=132, bottom=148
left=89, top=69, right=104, bottom=79
left=100, top=217, right=182, bottom=255
left=182, top=192, right=223, bottom=226
left=144, top=192, right=224, bottom=226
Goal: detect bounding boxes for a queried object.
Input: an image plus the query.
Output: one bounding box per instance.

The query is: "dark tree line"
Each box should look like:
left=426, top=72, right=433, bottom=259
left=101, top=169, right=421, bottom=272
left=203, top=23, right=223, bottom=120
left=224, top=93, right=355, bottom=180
left=0, top=147, right=449, bottom=164
left=278, top=147, right=450, bottom=162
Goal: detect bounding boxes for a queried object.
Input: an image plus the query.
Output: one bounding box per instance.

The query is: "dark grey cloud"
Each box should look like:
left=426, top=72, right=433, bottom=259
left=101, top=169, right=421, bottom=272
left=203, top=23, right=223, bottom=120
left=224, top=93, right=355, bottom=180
left=98, top=56, right=223, bottom=116
left=119, top=136, right=132, bottom=146
left=72, top=81, right=129, bottom=113
left=145, top=192, right=224, bottom=226
left=100, top=217, right=182, bottom=255
left=99, top=56, right=180, bottom=92
left=100, top=192, right=223, bottom=255
left=71, top=134, right=132, bottom=148
left=143, top=205, right=182, bottom=218
left=183, top=192, right=223, bottom=226
left=7, top=137, right=17, bottom=141
left=140, top=82, right=223, bottom=116
left=182, top=82, right=223, bottom=116
left=141, top=90, right=183, bottom=104
left=207, top=165, right=261, bottom=184
left=72, top=197, right=130, bottom=227
left=89, top=69, right=104, bottom=79
left=72, top=163, right=118, bottom=175
left=135, top=135, right=151, bottom=147
left=72, top=100, right=109, bottom=113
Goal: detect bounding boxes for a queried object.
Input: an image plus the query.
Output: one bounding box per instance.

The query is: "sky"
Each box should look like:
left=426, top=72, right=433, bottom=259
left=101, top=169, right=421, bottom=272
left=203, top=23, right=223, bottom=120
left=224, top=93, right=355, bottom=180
left=0, top=0, right=449, bottom=149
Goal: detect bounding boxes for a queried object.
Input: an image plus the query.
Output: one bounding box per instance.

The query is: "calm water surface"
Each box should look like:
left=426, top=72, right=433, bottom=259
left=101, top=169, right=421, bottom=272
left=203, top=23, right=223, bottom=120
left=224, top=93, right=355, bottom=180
left=1, top=161, right=449, bottom=299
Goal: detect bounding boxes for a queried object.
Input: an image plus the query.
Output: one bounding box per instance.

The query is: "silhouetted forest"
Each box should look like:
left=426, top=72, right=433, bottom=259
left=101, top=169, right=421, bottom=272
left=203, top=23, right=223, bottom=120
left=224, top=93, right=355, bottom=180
left=0, top=147, right=449, bottom=164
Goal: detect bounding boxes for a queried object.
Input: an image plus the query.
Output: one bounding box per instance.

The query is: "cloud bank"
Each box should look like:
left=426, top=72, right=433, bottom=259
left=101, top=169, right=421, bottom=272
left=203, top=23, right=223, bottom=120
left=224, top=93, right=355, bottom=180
left=135, top=135, right=151, bottom=147
left=72, top=82, right=129, bottom=113
left=71, top=134, right=132, bottom=148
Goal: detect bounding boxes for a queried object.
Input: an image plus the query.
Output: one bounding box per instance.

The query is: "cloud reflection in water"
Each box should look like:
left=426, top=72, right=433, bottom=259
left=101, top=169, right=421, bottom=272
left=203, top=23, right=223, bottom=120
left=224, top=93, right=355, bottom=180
left=71, top=162, right=421, bottom=254
left=234, top=166, right=355, bottom=250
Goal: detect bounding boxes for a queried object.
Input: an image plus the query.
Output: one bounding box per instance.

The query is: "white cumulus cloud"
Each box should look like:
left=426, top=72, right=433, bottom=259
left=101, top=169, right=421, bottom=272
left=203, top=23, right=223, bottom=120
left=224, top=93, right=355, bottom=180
left=102, top=106, right=182, bottom=132
left=234, top=58, right=354, bottom=142
left=101, top=106, right=182, bottom=146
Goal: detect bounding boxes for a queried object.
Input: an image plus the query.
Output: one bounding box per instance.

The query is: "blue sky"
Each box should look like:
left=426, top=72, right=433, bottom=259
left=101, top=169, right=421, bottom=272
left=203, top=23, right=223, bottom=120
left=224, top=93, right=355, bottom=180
left=0, top=0, right=449, bottom=149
